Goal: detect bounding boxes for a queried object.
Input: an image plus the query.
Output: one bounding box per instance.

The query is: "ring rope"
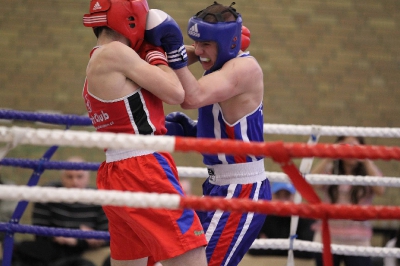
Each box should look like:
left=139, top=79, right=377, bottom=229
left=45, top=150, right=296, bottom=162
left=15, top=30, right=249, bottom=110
left=0, top=109, right=91, bottom=126
left=0, top=222, right=399, bottom=258
left=263, top=124, right=400, bottom=138
left=0, top=184, right=399, bottom=221
left=1, top=126, right=400, bottom=160
left=0, top=223, right=109, bottom=240
left=1, top=158, right=399, bottom=187
left=1, top=109, right=400, bottom=137
left=251, top=239, right=400, bottom=258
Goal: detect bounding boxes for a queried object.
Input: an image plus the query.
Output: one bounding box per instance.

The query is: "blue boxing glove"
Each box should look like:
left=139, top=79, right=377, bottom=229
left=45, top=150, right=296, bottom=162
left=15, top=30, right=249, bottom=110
left=145, top=9, right=187, bottom=69
left=165, top=112, right=197, bottom=137
left=165, top=121, right=184, bottom=136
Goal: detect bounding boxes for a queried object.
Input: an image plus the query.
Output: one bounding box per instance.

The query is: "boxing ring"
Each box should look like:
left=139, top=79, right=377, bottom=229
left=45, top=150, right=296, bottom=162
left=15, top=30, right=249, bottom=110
left=1, top=109, right=400, bottom=266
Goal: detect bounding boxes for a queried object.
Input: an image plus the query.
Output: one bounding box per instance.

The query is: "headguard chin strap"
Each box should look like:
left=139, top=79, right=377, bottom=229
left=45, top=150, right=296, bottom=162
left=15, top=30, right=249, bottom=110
left=83, top=0, right=149, bottom=51
left=187, top=2, right=242, bottom=74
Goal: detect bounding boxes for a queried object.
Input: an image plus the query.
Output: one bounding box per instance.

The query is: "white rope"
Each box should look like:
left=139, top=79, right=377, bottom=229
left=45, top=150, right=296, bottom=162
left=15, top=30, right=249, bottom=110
left=305, top=173, right=400, bottom=186
left=0, top=126, right=175, bottom=151
left=0, top=185, right=180, bottom=210
left=176, top=167, right=400, bottom=187
left=177, top=167, right=208, bottom=178
left=251, top=239, right=400, bottom=258
left=263, top=124, right=400, bottom=138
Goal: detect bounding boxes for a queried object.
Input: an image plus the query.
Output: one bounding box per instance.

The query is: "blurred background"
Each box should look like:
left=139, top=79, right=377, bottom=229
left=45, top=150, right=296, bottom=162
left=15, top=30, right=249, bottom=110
left=0, top=0, right=399, bottom=245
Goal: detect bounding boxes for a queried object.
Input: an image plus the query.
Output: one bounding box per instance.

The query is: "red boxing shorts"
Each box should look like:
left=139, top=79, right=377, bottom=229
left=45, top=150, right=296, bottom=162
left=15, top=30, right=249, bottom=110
left=97, top=151, right=207, bottom=262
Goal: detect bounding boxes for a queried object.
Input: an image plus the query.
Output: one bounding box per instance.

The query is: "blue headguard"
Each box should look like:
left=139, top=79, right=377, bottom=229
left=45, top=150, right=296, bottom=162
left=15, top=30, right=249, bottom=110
left=187, top=2, right=242, bottom=74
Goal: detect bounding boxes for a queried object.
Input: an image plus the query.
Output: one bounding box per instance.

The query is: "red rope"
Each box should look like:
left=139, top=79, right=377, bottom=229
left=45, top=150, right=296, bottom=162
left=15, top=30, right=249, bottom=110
left=179, top=198, right=400, bottom=223
left=174, top=138, right=400, bottom=161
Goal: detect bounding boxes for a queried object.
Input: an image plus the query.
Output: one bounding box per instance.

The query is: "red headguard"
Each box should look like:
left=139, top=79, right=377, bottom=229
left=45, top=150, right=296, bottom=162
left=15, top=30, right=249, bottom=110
left=83, top=0, right=149, bottom=51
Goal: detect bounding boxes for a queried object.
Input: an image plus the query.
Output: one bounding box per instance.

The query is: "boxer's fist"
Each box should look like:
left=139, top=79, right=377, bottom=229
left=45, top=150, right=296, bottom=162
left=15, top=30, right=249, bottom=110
left=165, top=121, right=185, bottom=136
left=137, top=40, right=168, bottom=66
left=165, top=112, right=197, bottom=137
left=241, top=26, right=251, bottom=51
left=145, top=9, right=187, bottom=69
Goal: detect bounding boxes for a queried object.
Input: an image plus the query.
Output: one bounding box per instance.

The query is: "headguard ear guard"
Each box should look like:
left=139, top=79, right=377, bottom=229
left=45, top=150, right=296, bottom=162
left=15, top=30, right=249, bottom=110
left=83, top=0, right=149, bottom=51
left=187, top=2, right=242, bottom=73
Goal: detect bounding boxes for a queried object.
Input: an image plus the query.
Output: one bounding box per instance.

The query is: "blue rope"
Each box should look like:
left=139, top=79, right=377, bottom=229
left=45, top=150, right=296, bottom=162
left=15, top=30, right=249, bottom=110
left=0, top=158, right=100, bottom=171
left=0, top=109, right=91, bottom=126
left=0, top=223, right=109, bottom=240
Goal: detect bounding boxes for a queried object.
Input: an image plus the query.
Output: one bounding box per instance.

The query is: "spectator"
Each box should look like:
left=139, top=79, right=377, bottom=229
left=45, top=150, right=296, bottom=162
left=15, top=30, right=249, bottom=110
left=248, top=182, right=315, bottom=259
left=311, top=136, right=385, bottom=266
left=13, top=156, right=109, bottom=266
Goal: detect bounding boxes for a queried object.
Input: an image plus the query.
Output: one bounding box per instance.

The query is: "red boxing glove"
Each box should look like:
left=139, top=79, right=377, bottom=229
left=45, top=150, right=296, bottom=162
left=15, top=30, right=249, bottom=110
left=241, top=25, right=251, bottom=51
left=137, top=40, right=168, bottom=66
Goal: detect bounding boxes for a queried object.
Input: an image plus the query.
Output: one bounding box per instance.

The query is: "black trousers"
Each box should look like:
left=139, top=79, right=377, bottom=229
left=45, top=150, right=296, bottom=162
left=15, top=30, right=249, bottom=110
left=314, top=253, right=372, bottom=266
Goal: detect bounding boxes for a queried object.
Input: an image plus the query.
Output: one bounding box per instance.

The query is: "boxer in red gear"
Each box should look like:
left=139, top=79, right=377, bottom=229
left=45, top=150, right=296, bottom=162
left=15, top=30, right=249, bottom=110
left=82, top=1, right=207, bottom=265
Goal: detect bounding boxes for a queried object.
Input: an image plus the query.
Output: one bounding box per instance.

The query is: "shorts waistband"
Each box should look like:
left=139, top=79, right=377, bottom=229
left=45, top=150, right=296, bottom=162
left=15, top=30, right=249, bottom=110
left=206, top=159, right=266, bottom=186
left=106, top=149, right=155, bottom=163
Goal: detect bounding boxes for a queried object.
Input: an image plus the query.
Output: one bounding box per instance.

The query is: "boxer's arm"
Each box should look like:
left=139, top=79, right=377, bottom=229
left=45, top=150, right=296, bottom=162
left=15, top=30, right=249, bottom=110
left=100, top=41, right=184, bottom=105
left=174, top=58, right=251, bottom=109
left=185, top=45, right=198, bottom=66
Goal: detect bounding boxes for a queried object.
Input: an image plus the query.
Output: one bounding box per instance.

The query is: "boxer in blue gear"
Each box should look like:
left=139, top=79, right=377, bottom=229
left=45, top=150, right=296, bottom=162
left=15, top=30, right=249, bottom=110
left=165, top=2, right=272, bottom=265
